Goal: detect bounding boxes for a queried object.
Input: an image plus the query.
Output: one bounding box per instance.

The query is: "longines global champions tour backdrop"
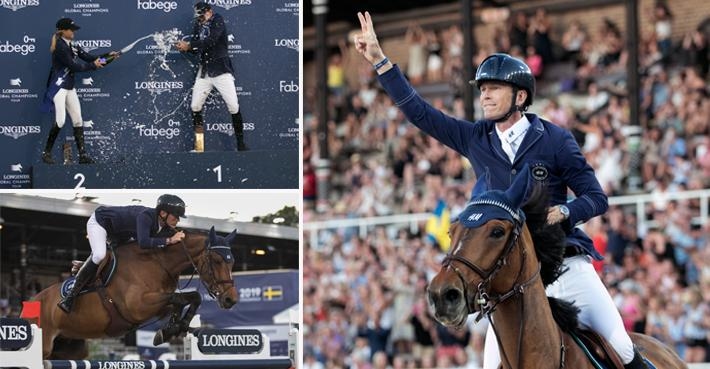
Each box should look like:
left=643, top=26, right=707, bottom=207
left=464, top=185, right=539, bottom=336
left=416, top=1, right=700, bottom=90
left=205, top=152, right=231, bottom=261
left=0, top=0, right=299, bottom=188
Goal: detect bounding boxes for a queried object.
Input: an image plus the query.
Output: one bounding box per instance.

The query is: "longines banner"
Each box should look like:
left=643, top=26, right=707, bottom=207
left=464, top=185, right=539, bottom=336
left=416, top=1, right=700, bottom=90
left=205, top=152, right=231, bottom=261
left=0, top=0, right=299, bottom=188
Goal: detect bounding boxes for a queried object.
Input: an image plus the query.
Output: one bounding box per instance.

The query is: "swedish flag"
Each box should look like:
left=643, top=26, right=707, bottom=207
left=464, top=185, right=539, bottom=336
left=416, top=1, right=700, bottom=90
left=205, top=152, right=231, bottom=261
left=262, top=285, right=283, bottom=301
left=426, top=199, right=451, bottom=252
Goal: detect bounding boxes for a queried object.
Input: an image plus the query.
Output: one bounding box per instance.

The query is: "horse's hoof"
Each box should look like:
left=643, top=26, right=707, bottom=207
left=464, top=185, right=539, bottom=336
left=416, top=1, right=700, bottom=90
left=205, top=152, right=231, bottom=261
left=153, top=330, right=165, bottom=346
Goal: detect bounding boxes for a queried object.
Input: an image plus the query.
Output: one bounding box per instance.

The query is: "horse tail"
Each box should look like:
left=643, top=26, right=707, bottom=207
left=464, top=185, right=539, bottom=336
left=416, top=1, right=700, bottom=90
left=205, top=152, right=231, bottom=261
left=548, top=297, right=580, bottom=335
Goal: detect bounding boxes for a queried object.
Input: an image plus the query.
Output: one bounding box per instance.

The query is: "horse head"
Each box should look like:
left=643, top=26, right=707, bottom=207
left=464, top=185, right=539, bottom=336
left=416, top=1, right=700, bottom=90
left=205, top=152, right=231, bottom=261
left=427, top=166, right=537, bottom=327
left=189, top=226, right=239, bottom=309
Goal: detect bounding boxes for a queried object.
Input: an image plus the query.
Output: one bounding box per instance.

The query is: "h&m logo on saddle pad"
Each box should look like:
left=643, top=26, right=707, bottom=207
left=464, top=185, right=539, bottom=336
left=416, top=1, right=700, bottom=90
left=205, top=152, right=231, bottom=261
left=467, top=213, right=483, bottom=222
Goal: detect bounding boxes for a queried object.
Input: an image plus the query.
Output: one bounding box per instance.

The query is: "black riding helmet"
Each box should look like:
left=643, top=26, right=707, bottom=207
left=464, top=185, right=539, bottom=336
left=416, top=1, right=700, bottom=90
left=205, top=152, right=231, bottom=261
left=156, top=194, right=186, bottom=218
left=472, top=53, right=535, bottom=121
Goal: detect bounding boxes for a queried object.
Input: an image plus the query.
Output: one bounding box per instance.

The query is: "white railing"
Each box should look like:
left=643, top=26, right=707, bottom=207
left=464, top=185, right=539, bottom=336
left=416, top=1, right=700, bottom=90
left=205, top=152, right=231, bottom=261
left=304, top=189, right=710, bottom=248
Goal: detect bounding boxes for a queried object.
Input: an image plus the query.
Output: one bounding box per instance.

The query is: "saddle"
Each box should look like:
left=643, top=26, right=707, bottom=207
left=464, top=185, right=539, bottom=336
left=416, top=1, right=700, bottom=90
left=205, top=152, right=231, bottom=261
left=573, top=329, right=625, bottom=369
left=61, top=246, right=137, bottom=336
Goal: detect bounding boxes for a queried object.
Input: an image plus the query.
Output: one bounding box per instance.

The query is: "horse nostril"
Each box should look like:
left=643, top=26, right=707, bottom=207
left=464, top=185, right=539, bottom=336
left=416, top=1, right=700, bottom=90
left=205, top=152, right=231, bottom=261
left=444, top=288, right=462, bottom=304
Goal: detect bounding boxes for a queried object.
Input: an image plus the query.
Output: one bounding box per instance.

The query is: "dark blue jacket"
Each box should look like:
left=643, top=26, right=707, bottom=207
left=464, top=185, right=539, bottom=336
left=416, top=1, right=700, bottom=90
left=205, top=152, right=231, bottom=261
left=190, top=13, right=234, bottom=78
left=40, top=37, right=97, bottom=113
left=48, top=37, right=98, bottom=90
left=378, top=65, right=608, bottom=259
left=94, top=206, right=169, bottom=249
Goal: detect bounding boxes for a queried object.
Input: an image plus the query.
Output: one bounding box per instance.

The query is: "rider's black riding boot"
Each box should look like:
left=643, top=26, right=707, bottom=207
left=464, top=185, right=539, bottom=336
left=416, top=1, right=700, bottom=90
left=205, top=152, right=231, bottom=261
left=73, top=126, right=95, bottom=164
left=57, top=259, right=98, bottom=313
left=231, top=112, right=248, bottom=151
left=42, top=123, right=61, bottom=164
left=624, top=348, right=650, bottom=369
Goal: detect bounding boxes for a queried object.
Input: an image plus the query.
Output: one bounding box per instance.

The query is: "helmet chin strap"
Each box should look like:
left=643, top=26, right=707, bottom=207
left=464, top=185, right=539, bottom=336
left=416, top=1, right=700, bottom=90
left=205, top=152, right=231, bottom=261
left=492, top=87, right=525, bottom=123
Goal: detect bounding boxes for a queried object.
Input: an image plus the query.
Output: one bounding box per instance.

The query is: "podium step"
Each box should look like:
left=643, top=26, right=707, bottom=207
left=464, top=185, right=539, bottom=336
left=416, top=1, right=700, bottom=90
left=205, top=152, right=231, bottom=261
left=32, top=149, right=297, bottom=189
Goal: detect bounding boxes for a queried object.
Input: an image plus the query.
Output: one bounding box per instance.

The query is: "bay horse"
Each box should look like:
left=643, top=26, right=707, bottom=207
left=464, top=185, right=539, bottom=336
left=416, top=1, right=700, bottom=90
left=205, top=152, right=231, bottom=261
left=427, top=169, right=686, bottom=369
left=29, top=226, right=238, bottom=359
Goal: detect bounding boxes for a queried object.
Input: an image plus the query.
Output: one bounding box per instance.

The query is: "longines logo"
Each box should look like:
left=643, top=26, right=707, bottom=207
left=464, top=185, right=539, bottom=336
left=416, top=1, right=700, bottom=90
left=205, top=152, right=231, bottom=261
left=77, top=77, right=109, bottom=101
left=137, top=0, right=177, bottom=12
left=1, top=78, right=38, bottom=103
left=73, top=40, right=112, bottom=52
left=274, top=39, right=298, bottom=51
left=0, top=0, right=39, bottom=11
left=206, top=122, right=255, bottom=135
left=65, top=2, right=110, bottom=16
left=0, top=125, right=41, bottom=139
left=205, top=0, right=252, bottom=10
left=0, top=35, right=36, bottom=55
left=134, top=81, right=183, bottom=94
left=276, top=2, right=298, bottom=15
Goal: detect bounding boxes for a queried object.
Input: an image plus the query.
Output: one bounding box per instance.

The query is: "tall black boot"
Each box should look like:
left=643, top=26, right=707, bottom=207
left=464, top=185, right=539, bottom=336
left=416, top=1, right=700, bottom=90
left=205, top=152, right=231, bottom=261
left=231, top=112, right=248, bottom=151
left=42, top=123, right=61, bottom=164
left=73, top=127, right=95, bottom=164
left=624, top=349, right=650, bottom=369
left=192, top=110, right=204, bottom=152
left=57, top=258, right=99, bottom=313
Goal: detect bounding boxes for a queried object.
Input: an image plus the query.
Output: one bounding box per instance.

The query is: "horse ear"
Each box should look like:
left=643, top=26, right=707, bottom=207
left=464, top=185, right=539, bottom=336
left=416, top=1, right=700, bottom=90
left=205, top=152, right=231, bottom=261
left=209, top=226, right=217, bottom=242
left=225, top=229, right=238, bottom=245
left=470, top=169, right=490, bottom=198
left=505, top=164, right=531, bottom=209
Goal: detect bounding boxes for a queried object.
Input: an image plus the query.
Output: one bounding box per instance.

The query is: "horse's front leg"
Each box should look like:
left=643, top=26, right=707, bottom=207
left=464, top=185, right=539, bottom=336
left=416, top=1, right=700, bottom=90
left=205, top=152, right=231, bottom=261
left=152, top=292, right=201, bottom=345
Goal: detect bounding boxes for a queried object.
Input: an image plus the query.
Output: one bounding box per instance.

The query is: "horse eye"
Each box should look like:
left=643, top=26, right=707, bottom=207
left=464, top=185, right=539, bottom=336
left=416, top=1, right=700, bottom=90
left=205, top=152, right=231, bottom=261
left=490, top=227, right=505, bottom=239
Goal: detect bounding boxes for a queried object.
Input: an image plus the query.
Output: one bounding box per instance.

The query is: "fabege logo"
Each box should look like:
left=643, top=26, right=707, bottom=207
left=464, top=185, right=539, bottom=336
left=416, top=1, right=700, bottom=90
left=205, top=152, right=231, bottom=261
left=0, top=35, right=36, bottom=55
left=134, top=81, right=183, bottom=94
left=1, top=0, right=40, bottom=11
left=279, top=80, right=298, bottom=93
left=135, top=123, right=180, bottom=139
left=9, top=78, right=21, bottom=87
left=274, top=39, right=298, bottom=51
left=10, top=163, right=22, bottom=172
left=73, top=39, right=111, bottom=52
left=205, top=0, right=252, bottom=10
left=137, top=0, right=177, bottom=12
left=0, top=125, right=41, bottom=139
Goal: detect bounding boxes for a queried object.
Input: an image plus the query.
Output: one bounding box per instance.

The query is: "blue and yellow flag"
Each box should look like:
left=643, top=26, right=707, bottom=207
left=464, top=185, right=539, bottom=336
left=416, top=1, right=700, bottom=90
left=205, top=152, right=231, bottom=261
left=426, top=199, right=451, bottom=252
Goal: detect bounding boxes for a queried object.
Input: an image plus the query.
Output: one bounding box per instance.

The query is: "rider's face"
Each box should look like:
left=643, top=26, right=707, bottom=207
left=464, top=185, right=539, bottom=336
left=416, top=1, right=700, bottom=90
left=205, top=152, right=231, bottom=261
left=165, top=214, right=180, bottom=228
left=159, top=211, right=180, bottom=228
left=479, top=81, right=514, bottom=120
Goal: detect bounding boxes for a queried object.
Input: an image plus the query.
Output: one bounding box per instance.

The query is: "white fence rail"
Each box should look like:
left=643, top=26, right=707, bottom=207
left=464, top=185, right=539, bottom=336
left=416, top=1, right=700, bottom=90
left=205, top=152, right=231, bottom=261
left=304, top=189, right=710, bottom=248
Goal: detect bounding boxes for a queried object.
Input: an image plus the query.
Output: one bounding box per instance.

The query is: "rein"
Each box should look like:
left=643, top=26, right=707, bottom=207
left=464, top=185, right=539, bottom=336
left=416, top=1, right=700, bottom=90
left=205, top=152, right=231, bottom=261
left=442, top=220, right=564, bottom=369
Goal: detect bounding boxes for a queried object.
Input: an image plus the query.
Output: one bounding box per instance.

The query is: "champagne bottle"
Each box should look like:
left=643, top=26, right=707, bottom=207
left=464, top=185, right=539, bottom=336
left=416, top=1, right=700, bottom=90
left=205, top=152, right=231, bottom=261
left=98, top=51, right=121, bottom=65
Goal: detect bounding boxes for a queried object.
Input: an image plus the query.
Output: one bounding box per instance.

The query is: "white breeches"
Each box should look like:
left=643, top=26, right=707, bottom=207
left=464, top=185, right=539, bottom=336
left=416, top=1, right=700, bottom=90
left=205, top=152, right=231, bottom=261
left=53, top=88, right=83, bottom=128
left=86, top=213, right=108, bottom=264
left=482, top=255, right=635, bottom=368
left=190, top=71, right=240, bottom=114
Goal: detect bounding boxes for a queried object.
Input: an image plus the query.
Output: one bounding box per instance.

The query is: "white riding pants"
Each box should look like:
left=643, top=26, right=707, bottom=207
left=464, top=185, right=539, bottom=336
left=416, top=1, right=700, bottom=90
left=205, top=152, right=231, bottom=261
left=86, top=213, right=108, bottom=264
left=53, top=88, right=83, bottom=128
left=482, top=255, right=635, bottom=368
left=190, top=70, right=240, bottom=114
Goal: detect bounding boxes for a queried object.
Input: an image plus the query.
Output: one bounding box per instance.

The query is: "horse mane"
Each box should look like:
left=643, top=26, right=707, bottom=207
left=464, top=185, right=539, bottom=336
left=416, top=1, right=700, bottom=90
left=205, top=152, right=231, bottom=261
left=521, top=183, right=566, bottom=287
left=521, top=183, right=580, bottom=335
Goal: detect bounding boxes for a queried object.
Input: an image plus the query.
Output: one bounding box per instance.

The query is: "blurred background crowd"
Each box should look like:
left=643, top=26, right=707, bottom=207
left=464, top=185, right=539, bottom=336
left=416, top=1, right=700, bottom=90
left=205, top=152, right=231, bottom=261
left=304, top=1, right=710, bottom=368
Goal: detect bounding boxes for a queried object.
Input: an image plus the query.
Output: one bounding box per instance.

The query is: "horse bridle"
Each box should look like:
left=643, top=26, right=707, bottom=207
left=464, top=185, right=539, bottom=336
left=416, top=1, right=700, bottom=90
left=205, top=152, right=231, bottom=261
left=441, top=218, right=563, bottom=369
left=184, top=239, right=235, bottom=300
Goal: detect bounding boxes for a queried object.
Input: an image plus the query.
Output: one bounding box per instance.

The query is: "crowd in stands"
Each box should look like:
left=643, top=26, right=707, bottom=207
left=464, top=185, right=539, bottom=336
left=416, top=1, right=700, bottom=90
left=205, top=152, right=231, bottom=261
left=304, top=4, right=710, bottom=369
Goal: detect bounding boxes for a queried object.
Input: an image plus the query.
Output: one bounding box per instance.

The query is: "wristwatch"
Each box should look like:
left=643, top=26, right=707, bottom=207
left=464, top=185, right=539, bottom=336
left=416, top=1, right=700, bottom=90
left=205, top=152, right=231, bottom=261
left=559, top=205, right=570, bottom=220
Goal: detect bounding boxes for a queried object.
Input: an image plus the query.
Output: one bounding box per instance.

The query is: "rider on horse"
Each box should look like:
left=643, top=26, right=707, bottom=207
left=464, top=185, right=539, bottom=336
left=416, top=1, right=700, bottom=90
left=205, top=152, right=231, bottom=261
left=354, top=11, right=649, bottom=369
left=57, top=194, right=188, bottom=313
